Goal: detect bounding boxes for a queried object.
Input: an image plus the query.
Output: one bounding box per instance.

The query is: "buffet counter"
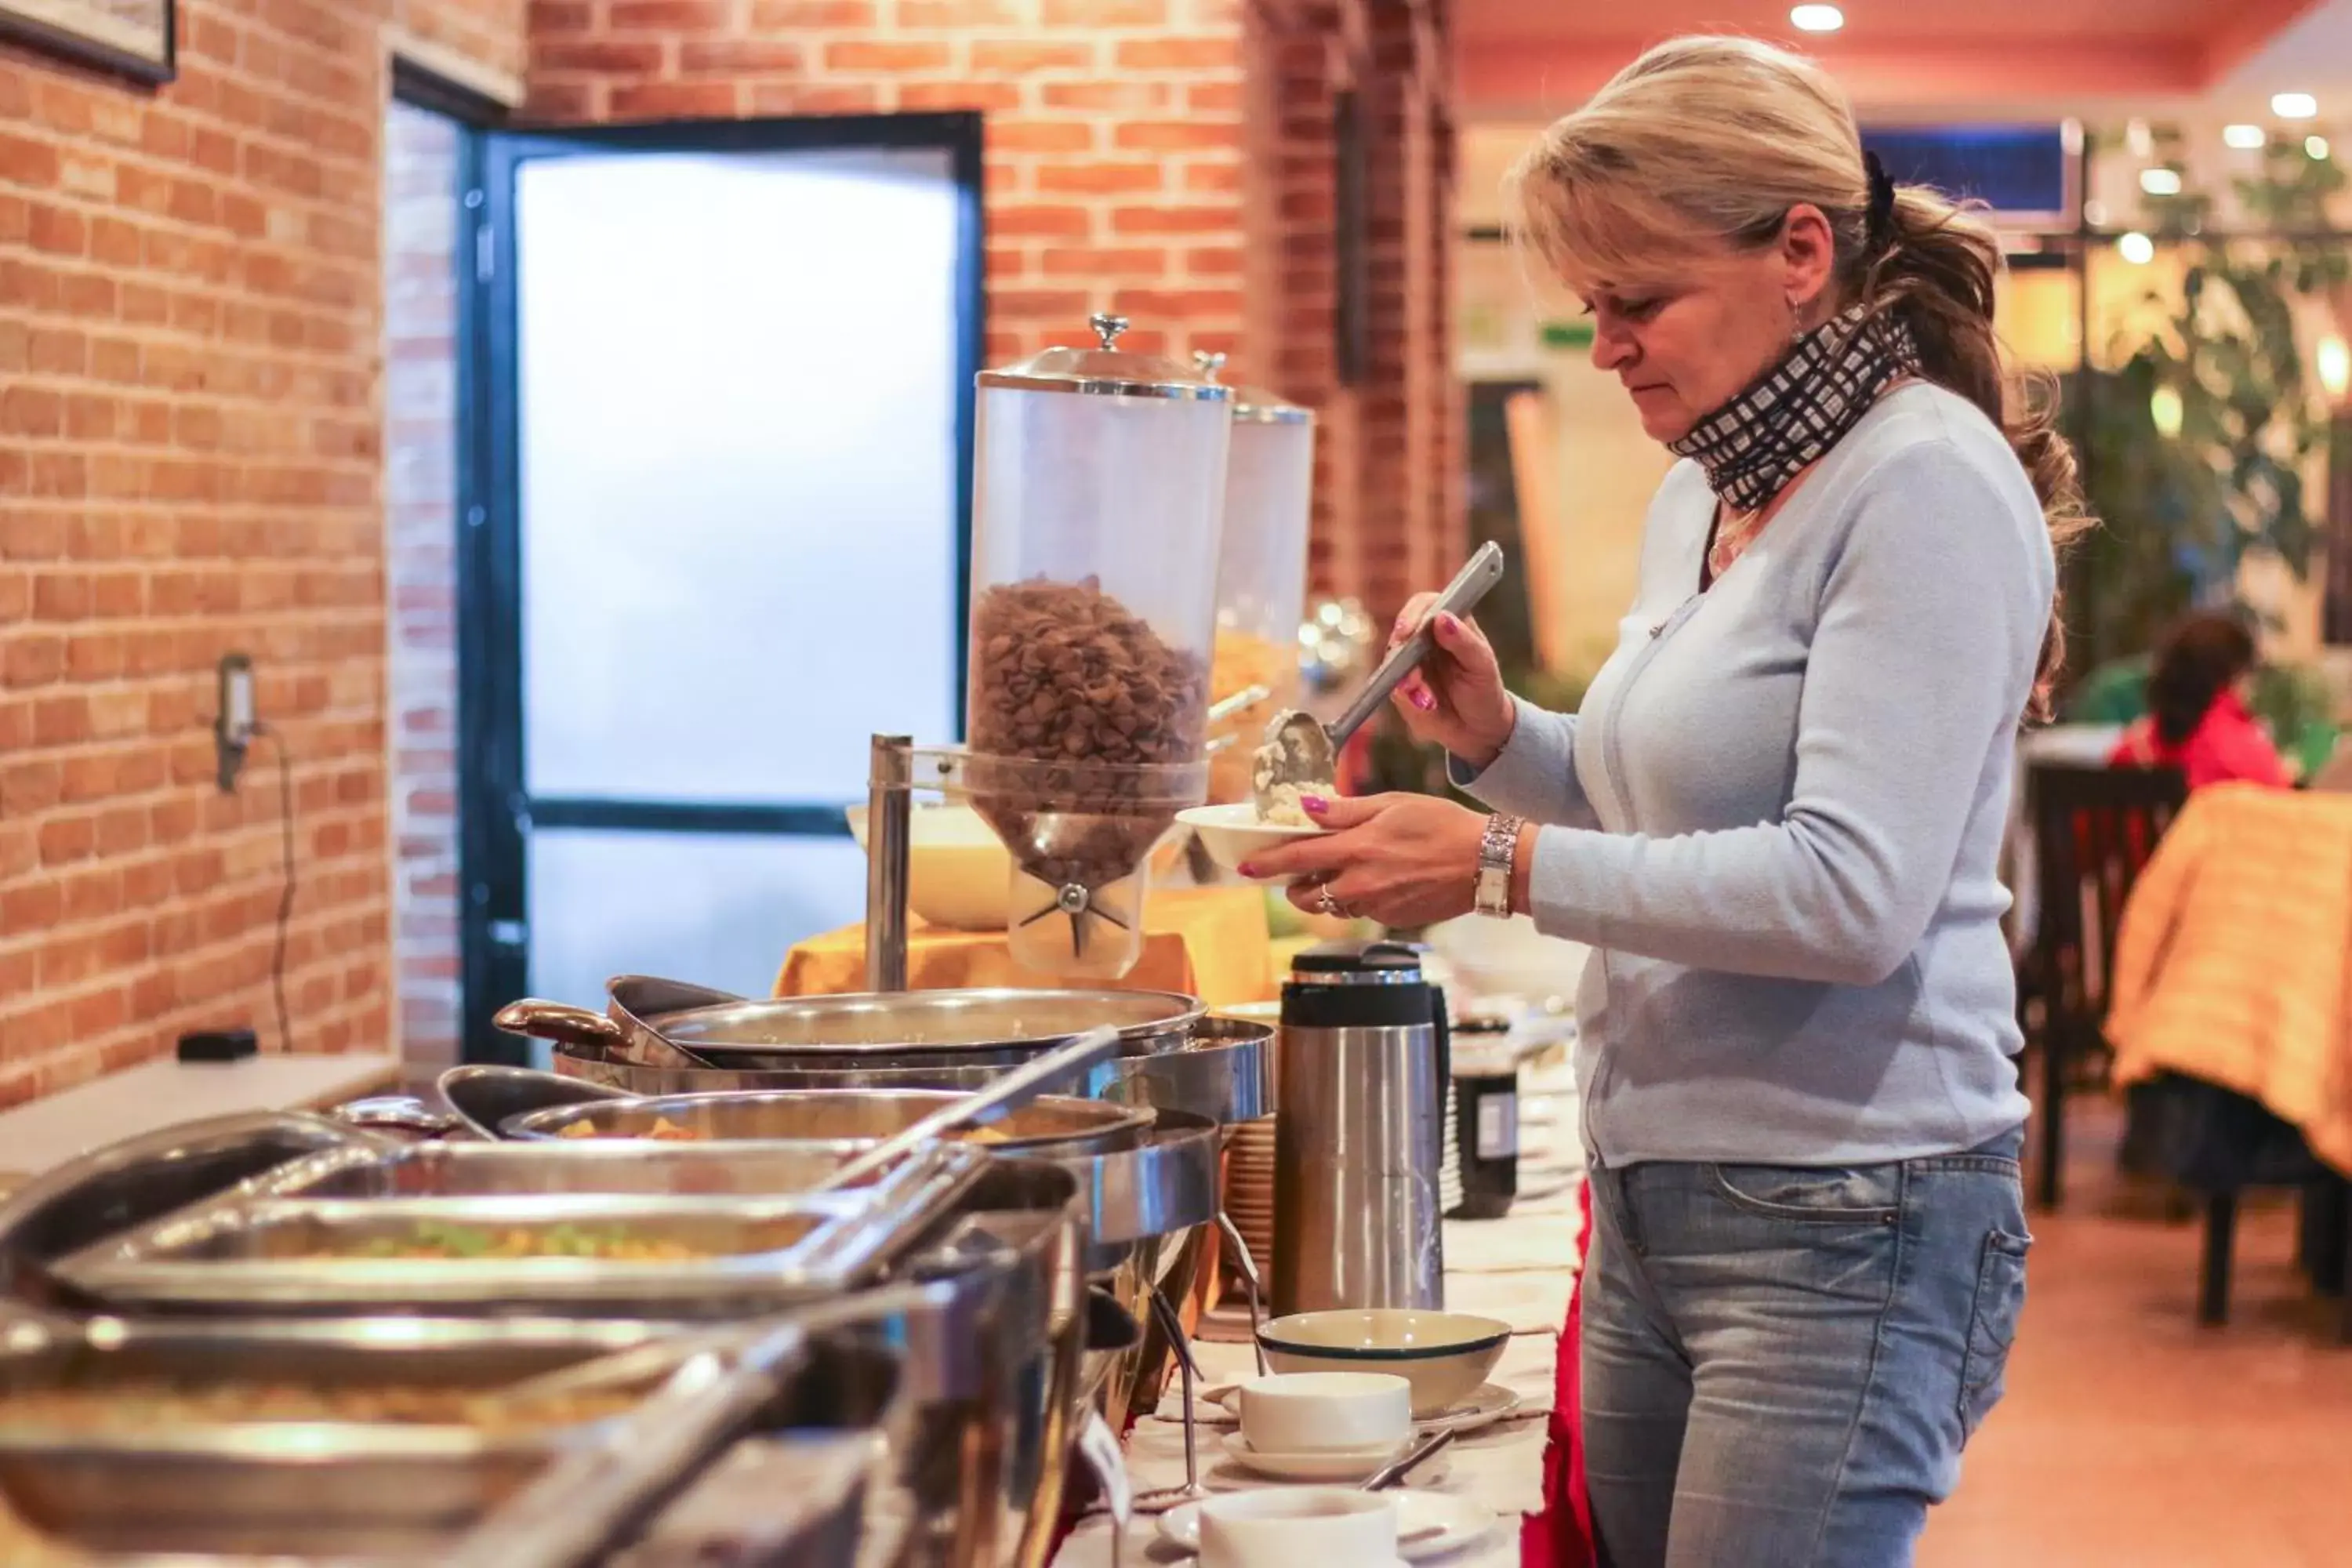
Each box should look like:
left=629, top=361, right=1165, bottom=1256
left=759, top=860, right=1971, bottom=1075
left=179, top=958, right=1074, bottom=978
left=0, top=1052, right=401, bottom=1193
left=1052, top=1055, right=1585, bottom=1568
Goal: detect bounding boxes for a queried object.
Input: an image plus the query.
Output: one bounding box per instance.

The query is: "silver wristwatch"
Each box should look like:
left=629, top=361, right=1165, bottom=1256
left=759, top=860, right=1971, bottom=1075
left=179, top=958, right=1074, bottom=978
left=1475, top=815, right=1523, bottom=920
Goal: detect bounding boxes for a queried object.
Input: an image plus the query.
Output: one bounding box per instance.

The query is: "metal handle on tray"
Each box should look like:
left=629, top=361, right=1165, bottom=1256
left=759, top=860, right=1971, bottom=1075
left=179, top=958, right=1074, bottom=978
left=818, top=1026, right=1125, bottom=1191
left=492, top=1000, right=626, bottom=1051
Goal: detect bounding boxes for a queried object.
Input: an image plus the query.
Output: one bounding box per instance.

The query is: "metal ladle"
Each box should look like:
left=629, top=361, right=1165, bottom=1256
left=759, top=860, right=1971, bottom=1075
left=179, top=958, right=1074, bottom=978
left=1252, top=542, right=1507, bottom=815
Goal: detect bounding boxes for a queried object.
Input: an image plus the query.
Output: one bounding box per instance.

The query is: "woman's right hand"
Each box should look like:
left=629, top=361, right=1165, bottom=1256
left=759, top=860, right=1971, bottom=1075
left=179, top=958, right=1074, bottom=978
left=1388, top=593, right=1516, bottom=769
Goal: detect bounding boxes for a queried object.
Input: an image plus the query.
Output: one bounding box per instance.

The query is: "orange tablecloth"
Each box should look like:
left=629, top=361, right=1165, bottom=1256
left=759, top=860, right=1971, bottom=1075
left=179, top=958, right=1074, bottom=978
left=774, top=886, right=1278, bottom=1009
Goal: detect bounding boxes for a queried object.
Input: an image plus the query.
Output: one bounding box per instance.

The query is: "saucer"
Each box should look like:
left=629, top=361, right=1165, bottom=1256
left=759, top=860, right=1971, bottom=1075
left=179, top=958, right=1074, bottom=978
left=1192, top=1383, right=1522, bottom=1436
left=1418, top=1383, right=1524, bottom=1436
left=1157, top=1492, right=1497, bottom=1562
left=1216, top=1431, right=1403, bottom=1482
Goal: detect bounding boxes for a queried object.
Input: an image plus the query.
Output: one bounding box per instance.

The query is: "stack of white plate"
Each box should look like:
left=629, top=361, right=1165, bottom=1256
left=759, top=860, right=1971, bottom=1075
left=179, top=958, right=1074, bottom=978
left=1224, top=1115, right=1277, bottom=1293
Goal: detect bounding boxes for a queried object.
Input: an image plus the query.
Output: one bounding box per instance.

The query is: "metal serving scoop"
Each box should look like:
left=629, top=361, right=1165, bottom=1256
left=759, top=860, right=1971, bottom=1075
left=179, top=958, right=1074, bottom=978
left=1252, top=542, right=1507, bottom=815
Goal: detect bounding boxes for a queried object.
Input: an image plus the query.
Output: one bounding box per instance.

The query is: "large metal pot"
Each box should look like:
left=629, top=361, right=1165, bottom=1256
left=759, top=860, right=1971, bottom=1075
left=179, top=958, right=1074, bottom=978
left=501, top=1088, right=1154, bottom=1160
left=543, top=1017, right=1272, bottom=1127
left=495, top=978, right=1203, bottom=1072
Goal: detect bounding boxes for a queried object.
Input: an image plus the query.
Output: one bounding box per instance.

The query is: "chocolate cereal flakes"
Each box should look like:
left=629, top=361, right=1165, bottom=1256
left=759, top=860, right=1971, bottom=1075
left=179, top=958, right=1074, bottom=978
left=966, top=577, right=1207, bottom=895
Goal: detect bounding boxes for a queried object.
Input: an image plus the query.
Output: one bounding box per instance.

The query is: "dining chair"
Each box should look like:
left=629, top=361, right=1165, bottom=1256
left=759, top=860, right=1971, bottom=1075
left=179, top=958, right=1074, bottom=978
left=2019, top=759, right=2188, bottom=1210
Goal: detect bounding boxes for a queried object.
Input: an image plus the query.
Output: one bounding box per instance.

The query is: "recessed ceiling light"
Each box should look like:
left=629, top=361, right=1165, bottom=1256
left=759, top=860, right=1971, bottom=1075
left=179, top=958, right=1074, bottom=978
left=2309, top=136, right=2331, bottom=160
left=2224, top=124, right=2266, bottom=150
left=2118, top=231, right=2155, bottom=265
left=2273, top=92, right=2318, bottom=119
left=2140, top=168, right=2183, bottom=195
left=1789, top=4, right=1844, bottom=32
left=2319, top=336, right=2350, bottom=401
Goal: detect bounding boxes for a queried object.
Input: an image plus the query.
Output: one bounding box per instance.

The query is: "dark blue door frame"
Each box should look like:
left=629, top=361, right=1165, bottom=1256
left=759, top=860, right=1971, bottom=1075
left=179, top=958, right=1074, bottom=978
left=453, top=112, right=984, bottom=1063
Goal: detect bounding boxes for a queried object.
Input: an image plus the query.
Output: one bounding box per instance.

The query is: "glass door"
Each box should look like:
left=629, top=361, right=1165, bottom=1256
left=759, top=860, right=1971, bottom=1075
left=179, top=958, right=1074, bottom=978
left=457, top=114, right=982, bottom=1062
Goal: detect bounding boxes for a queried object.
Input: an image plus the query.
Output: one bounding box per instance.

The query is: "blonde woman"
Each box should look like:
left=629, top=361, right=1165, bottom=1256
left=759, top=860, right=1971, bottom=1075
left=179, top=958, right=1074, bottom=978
left=1243, top=37, right=2084, bottom=1566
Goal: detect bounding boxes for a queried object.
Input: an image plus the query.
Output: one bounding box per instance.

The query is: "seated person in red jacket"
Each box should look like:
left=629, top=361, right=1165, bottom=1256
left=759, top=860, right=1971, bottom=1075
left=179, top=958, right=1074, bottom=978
left=2109, top=614, right=2293, bottom=789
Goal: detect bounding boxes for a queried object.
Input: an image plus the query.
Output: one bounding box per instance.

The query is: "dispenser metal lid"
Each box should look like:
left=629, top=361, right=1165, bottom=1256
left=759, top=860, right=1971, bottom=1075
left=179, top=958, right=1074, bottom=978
left=1193, top=350, right=1313, bottom=425
left=978, top=314, right=1232, bottom=401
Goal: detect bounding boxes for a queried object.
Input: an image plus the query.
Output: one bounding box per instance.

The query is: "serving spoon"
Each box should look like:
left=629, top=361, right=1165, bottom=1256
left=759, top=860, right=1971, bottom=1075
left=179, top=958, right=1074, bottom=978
left=1251, top=542, right=1507, bottom=815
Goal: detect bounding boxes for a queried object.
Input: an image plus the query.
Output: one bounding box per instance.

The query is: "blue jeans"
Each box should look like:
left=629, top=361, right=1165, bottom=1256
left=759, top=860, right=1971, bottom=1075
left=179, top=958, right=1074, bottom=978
left=1581, top=1131, right=2031, bottom=1568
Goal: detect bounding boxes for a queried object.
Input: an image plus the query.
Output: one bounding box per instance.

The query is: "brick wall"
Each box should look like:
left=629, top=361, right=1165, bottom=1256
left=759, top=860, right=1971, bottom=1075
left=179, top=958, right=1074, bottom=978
left=0, top=2, right=525, bottom=1103
left=383, top=100, right=462, bottom=1073
left=528, top=0, right=1256, bottom=374
left=1253, top=0, right=1460, bottom=620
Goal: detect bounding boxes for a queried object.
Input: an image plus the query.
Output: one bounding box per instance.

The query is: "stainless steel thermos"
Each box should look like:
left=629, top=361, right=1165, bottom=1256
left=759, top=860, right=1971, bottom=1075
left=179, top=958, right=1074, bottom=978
left=1272, top=940, right=1446, bottom=1314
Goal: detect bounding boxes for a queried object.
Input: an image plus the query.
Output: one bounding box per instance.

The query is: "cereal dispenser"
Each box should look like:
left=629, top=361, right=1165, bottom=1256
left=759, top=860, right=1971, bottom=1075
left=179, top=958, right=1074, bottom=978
left=954, top=314, right=1228, bottom=977
left=1193, top=353, right=1314, bottom=804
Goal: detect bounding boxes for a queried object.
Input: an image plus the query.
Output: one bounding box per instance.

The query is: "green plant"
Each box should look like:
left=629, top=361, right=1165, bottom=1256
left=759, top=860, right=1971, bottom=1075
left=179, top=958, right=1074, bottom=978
left=2064, top=127, right=2347, bottom=682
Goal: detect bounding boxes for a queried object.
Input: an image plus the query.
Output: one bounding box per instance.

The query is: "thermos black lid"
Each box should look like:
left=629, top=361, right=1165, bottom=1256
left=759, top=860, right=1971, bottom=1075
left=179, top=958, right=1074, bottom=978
left=1283, top=938, right=1436, bottom=1028
left=1289, top=938, right=1426, bottom=980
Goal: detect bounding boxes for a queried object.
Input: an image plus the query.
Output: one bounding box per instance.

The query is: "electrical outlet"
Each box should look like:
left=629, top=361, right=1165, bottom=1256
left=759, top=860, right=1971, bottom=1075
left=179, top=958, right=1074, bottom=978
left=216, top=652, right=256, bottom=792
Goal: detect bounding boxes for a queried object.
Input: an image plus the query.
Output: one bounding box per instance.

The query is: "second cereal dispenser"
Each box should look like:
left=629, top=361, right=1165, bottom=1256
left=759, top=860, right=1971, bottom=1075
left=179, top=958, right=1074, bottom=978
left=1195, top=353, right=1315, bottom=808
left=962, top=313, right=1228, bottom=978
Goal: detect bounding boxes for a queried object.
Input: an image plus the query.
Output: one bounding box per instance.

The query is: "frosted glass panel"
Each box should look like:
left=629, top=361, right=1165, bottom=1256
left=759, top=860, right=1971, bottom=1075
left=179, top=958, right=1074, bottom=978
left=527, top=829, right=867, bottom=1008
left=516, top=147, right=962, bottom=803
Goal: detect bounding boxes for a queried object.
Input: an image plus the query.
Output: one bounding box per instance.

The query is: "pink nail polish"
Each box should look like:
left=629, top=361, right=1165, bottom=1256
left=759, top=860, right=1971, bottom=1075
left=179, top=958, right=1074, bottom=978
left=1302, top=796, right=1328, bottom=815
left=1412, top=689, right=1436, bottom=711
left=1237, top=864, right=1258, bottom=879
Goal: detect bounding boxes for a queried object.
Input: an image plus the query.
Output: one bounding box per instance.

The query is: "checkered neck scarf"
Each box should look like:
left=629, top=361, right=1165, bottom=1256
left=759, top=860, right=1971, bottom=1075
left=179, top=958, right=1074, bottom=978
left=1668, top=305, right=1920, bottom=515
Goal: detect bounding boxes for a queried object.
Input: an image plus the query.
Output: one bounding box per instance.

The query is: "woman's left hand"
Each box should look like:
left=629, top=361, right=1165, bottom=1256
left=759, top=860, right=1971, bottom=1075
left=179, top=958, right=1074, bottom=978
left=1239, top=793, right=1494, bottom=927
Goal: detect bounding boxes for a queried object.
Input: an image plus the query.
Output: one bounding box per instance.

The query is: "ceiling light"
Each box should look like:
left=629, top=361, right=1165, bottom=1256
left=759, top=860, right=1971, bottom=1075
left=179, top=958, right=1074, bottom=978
left=2319, top=336, right=2350, bottom=401
left=2140, top=168, right=2183, bottom=196
left=1788, top=4, right=1844, bottom=32
left=2273, top=92, right=2318, bottom=119
left=2125, top=119, right=2154, bottom=157
left=2118, top=231, right=2155, bottom=265
left=2150, top=386, right=2183, bottom=438
left=2084, top=199, right=2109, bottom=227
left=2224, top=124, right=2266, bottom=150
left=2309, top=135, right=2331, bottom=160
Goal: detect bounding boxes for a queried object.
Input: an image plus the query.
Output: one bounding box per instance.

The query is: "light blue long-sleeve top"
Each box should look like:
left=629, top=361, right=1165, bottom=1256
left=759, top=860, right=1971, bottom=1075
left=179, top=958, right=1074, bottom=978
left=1460, top=382, right=2049, bottom=1167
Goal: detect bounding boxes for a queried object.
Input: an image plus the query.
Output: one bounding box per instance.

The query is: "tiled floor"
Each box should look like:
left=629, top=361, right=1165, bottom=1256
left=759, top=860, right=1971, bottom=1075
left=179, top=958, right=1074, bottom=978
left=1919, top=1101, right=2352, bottom=1567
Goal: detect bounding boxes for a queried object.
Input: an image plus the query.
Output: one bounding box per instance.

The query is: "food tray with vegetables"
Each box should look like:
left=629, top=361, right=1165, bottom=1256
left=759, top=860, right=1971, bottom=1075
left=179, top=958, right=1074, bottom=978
left=52, top=1192, right=905, bottom=1315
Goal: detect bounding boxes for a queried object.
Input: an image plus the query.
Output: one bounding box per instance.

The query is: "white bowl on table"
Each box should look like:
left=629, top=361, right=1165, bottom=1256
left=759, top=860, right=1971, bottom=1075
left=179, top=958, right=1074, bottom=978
left=1232, top=1370, right=1412, bottom=1455
left=1255, top=1309, right=1512, bottom=1419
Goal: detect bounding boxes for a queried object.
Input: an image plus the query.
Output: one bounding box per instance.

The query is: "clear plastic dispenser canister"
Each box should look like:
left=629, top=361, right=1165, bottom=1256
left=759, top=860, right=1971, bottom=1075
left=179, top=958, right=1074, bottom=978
left=1273, top=940, right=1446, bottom=1314
left=1195, top=353, right=1315, bottom=805
left=965, top=314, right=1228, bottom=978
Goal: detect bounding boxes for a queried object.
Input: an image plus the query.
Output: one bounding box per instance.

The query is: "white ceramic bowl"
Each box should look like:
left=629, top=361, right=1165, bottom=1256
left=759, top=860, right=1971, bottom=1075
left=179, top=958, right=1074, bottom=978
left=1176, top=803, right=1327, bottom=883
left=844, top=802, right=1013, bottom=931
left=1256, top=1309, right=1512, bottom=1418
left=1196, top=1487, right=1396, bottom=1568
left=1232, top=1370, right=1411, bottom=1455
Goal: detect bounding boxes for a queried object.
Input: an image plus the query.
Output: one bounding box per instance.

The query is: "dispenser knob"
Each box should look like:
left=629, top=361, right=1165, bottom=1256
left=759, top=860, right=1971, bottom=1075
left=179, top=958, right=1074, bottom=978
left=1091, top=312, right=1130, bottom=349
left=1192, top=350, right=1228, bottom=382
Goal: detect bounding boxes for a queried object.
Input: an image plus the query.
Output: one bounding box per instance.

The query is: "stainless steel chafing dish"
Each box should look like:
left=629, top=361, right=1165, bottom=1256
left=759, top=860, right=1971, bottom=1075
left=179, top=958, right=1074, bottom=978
left=537, top=1005, right=1272, bottom=1126
left=0, top=1105, right=1105, bottom=1568
left=496, top=977, right=1203, bottom=1072
left=47, top=1174, right=967, bottom=1319
left=0, top=1311, right=883, bottom=1567
left=500, top=1086, right=1155, bottom=1159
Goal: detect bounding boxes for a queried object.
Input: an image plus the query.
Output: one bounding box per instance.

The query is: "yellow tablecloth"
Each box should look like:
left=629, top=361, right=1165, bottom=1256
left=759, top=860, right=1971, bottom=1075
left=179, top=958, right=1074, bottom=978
left=2107, top=784, right=2352, bottom=1174
left=774, top=887, right=1278, bottom=1008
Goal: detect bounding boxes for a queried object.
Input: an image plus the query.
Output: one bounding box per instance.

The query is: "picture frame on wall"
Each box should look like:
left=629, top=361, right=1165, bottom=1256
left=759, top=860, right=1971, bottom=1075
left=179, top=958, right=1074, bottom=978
left=0, top=0, right=176, bottom=85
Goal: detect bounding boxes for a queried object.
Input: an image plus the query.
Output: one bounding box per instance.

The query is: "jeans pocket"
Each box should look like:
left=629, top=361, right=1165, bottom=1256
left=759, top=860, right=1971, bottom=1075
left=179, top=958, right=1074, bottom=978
left=1707, top=1162, right=1902, bottom=1224
left=1958, top=1229, right=2031, bottom=1443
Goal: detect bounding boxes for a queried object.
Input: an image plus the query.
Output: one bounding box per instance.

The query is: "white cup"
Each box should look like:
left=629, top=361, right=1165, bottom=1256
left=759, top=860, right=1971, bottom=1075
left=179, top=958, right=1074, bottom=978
left=1197, top=1488, right=1397, bottom=1568
left=1233, top=1370, right=1412, bottom=1455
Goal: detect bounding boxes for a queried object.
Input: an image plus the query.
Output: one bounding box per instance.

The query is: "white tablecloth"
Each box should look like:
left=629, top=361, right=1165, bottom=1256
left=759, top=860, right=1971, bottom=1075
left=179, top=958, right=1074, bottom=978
left=1053, top=1070, right=1587, bottom=1568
